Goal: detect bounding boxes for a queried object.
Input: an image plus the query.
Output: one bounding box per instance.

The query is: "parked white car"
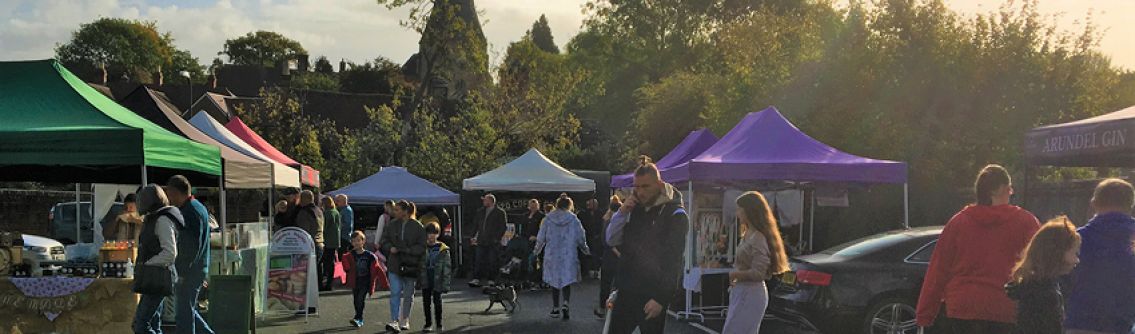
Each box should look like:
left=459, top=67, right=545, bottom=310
left=22, top=234, right=65, bottom=276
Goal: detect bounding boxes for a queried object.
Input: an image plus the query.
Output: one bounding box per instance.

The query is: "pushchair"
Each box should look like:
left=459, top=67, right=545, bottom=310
left=496, top=236, right=532, bottom=290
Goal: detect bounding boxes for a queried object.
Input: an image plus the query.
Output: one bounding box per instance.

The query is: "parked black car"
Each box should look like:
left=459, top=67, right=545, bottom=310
left=769, top=227, right=942, bottom=334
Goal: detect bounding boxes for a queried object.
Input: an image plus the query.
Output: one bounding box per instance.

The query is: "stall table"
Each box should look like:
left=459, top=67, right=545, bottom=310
left=0, top=277, right=137, bottom=334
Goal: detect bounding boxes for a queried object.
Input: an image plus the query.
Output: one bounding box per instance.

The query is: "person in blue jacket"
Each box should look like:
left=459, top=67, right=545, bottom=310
left=1065, top=178, right=1135, bottom=334
left=165, top=175, right=215, bottom=334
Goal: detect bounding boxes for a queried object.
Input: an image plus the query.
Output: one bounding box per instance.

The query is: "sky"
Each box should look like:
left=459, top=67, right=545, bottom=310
left=0, top=0, right=1132, bottom=70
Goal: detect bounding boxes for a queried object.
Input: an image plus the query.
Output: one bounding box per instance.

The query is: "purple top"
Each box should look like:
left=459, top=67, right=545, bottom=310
left=610, top=128, right=718, bottom=187
left=673, top=106, right=907, bottom=184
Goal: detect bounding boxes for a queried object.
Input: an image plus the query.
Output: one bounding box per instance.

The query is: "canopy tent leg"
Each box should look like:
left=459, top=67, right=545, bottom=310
left=903, top=183, right=910, bottom=229
left=456, top=205, right=463, bottom=269
left=75, top=183, right=81, bottom=243
left=809, top=190, right=815, bottom=254
left=219, top=173, right=228, bottom=274
left=681, top=182, right=696, bottom=321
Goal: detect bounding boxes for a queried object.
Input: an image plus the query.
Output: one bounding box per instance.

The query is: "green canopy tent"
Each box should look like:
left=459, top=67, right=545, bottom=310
left=0, top=60, right=222, bottom=185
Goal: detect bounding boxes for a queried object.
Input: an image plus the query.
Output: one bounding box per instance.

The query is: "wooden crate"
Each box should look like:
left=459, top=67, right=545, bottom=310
left=100, top=248, right=136, bottom=262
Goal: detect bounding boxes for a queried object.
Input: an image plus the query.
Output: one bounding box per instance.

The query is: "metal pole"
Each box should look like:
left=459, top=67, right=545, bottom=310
left=75, top=183, right=81, bottom=243
left=220, top=172, right=228, bottom=274
left=904, top=183, right=910, bottom=229
left=685, top=181, right=695, bottom=320
left=809, top=189, right=815, bottom=254
left=456, top=205, right=463, bottom=269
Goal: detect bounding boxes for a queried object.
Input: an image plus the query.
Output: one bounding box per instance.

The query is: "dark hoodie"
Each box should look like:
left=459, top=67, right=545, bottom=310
left=605, top=183, right=688, bottom=306
left=1005, top=279, right=1063, bottom=334
left=1064, top=212, right=1135, bottom=333
left=915, top=204, right=1040, bottom=327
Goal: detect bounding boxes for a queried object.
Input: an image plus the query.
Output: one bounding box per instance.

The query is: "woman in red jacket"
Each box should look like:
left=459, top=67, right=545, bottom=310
left=916, top=164, right=1040, bottom=333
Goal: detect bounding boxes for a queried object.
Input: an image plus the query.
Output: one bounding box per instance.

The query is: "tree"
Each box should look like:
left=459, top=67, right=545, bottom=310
left=493, top=37, right=584, bottom=159
left=55, top=18, right=172, bottom=83
left=219, top=31, right=307, bottom=67
left=290, top=72, right=340, bottom=91
left=164, top=47, right=207, bottom=84
left=530, top=14, right=559, bottom=54
left=313, top=56, right=335, bottom=74
left=339, top=58, right=410, bottom=94
left=231, top=88, right=328, bottom=173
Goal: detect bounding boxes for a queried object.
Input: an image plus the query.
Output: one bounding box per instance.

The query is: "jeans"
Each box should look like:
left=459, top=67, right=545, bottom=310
left=940, top=317, right=1014, bottom=334
left=474, top=245, right=501, bottom=281
left=134, top=293, right=165, bottom=334
left=353, top=284, right=369, bottom=321
left=422, top=288, right=443, bottom=326
left=175, top=270, right=214, bottom=334
left=598, top=248, right=618, bottom=308
left=608, top=292, right=666, bottom=334
left=387, top=272, right=416, bottom=323
left=320, top=247, right=338, bottom=289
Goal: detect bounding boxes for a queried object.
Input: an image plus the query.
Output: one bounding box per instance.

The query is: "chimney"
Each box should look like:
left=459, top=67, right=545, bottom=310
left=339, top=59, right=346, bottom=73
left=297, top=54, right=309, bottom=72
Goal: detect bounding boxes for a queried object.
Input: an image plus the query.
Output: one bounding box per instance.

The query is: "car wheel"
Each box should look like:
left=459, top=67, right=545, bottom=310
left=863, top=297, right=918, bottom=334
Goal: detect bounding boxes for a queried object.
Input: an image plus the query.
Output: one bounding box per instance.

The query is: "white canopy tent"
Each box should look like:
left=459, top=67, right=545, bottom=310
left=462, top=148, right=596, bottom=192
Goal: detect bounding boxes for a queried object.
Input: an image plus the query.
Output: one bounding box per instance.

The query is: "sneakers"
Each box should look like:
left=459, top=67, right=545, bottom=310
left=549, top=308, right=561, bottom=318
left=437, top=324, right=444, bottom=332
left=400, top=320, right=410, bottom=331
left=423, top=324, right=434, bottom=332
left=562, top=304, right=570, bottom=320
left=349, top=319, right=363, bottom=328
left=385, top=322, right=401, bottom=333
left=468, top=279, right=481, bottom=287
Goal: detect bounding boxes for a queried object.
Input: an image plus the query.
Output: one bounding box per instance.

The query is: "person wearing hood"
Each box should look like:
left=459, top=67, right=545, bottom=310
left=536, top=196, right=591, bottom=320
left=1064, top=178, right=1135, bottom=334
left=605, top=157, right=688, bottom=334
left=133, top=184, right=183, bottom=334
left=916, top=165, right=1040, bottom=333
left=1005, top=217, right=1081, bottom=334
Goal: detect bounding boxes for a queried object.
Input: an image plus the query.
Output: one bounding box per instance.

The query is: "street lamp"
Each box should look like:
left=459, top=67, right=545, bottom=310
left=179, top=71, right=192, bottom=113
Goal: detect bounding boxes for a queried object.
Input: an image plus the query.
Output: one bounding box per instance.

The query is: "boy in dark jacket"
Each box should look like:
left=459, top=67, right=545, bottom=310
left=1065, top=178, right=1135, bottom=334
left=419, top=222, right=452, bottom=332
left=343, top=231, right=380, bottom=328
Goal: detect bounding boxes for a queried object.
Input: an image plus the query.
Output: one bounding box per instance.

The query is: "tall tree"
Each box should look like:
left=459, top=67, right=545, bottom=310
left=219, top=31, right=307, bottom=67
left=313, top=56, right=335, bottom=74
left=339, top=57, right=410, bottom=94
left=55, top=18, right=173, bottom=84
left=530, top=14, right=559, bottom=54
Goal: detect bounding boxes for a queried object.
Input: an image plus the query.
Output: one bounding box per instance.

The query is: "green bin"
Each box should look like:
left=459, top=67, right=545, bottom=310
left=208, top=275, right=255, bottom=334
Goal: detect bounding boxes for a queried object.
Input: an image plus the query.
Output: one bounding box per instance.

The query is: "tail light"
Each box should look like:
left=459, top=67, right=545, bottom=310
left=797, top=269, right=832, bottom=286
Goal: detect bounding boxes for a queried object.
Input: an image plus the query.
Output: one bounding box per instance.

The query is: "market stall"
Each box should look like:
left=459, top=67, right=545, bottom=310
left=461, top=149, right=596, bottom=273
left=613, top=107, right=908, bottom=321
left=1023, top=105, right=1134, bottom=219
left=0, top=60, right=224, bottom=333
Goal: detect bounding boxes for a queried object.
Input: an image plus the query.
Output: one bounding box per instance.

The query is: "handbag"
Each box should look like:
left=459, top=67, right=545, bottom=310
left=132, top=263, right=176, bottom=296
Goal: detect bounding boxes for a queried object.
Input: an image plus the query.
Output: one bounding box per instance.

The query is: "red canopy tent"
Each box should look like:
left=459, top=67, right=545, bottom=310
left=225, top=116, right=321, bottom=188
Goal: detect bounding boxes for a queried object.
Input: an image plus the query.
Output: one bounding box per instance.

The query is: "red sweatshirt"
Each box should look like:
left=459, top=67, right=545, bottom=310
left=915, top=204, right=1040, bottom=326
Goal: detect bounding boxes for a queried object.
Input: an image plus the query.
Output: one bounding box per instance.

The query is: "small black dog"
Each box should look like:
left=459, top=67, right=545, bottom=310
left=482, top=284, right=519, bottom=314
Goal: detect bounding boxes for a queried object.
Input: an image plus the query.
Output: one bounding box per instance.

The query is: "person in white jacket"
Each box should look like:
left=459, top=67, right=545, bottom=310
left=133, top=184, right=181, bottom=334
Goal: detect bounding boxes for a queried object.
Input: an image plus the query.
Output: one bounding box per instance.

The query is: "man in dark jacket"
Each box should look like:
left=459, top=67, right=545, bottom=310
left=578, top=198, right=604, bottom=278
left=274, top=187, right=301, bottom=229
left=605, top=160, right=688, bottom=334
left=1065, top=179, right=1135, bottom=334
left=165, top=175, right=215, bottom=334
left=470, top=194, right=507, bottom=287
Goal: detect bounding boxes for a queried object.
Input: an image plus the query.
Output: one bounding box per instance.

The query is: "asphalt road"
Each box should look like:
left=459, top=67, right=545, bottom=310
left=256, top=277, right=710, bottom=334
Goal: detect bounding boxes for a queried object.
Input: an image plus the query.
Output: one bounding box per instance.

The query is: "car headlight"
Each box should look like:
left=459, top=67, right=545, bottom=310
left=25, top=246, right=47, bottom=253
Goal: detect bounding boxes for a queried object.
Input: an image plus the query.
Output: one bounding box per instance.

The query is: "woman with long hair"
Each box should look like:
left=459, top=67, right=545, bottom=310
left=722, top=191, right=790, bottom=333
left=535, top=196, right=590, bottom=320
left=916, top=165, right=1041, bottom=334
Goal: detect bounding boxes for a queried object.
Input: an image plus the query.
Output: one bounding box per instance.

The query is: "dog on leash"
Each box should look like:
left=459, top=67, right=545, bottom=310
left=483, top=284, right=519, bottom=314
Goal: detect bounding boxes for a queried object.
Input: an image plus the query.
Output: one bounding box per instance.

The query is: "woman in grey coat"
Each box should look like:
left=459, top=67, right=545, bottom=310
left=535, top=196, right=590, bottom=320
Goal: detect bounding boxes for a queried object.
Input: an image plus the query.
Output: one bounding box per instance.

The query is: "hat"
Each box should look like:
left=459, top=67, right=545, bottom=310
left=282, top=187, right=301, bottom=196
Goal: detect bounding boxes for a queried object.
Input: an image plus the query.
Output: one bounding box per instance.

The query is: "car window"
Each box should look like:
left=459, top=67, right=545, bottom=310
left=906, top=241, right=937, bottom=263
left=820, top=232, right=914, bottom=258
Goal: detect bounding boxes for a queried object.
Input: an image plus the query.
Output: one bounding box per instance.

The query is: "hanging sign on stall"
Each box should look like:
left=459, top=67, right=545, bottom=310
left=267, top=227, right=315, bottom=314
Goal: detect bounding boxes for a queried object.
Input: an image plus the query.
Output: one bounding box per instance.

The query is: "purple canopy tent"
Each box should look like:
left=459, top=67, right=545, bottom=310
left=610, top=128, right=718, bottom=188
left=659, top=107, right=909, bottom=321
